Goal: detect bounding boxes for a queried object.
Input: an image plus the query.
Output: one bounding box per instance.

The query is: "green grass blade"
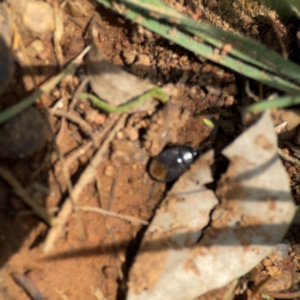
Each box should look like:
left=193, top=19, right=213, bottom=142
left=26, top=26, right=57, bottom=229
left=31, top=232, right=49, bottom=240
left=248, top=94, right=300, bottom=112
left=119, top=0, right=275, bottom=70
left=116, top=0, right=300, bottom=87
left=0, top=46, right=90, bottom=124
left=283, top=0, right=300, bottom=18
left=97, top=0, right=300, bottom=94
left=79, top=87, right=169, bottom=113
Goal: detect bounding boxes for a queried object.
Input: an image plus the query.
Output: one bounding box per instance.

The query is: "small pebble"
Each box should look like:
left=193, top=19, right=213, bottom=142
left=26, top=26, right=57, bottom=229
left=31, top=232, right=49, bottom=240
left=288, top=166, right=296, bottom=175
left=224, top=96, right=234, bottom=106
left=292, top=173, right=300, bottom=183
left=104, top=165, right=115, bottom=177
left=131, top=54, right=151, bottom=78
left=125, top=127, right=139, bottom=142
left=26, top=40, right=44, bottom=58
left=102, top=265, right=118, bottom=280
left=116, top=131, right=125, bottom=140
left=122, top=49, right=136, bottom=65
left=23, top=1, right=55, bottom=35
left=227, top=83, right=238, bottom=95
left=65, top=0, right=94, bottom=17
left=262, top=258, right=272, bottom=267
left=206, top=0, right=217, bottom=8
left=85, top=109, right=106, bottom=125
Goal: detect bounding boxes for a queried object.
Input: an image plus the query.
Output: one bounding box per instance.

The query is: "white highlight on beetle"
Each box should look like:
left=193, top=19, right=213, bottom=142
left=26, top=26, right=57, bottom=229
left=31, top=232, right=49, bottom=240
left=182, top=151, right=193, bottom=161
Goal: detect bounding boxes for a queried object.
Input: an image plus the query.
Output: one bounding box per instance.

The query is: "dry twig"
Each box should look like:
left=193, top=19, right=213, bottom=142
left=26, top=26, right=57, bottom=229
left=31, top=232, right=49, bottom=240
left=54, top=0, right=64, bottom=68
left=77, top=205, right=148, bottom=225
left=266, top=13, right=288, bottom=60
left=262, top=289, right=300, bottom=299
left=43, top=114, right=128, bottom=253
left=54, top=116, right=117, bottom=173
left=11, top=272, right=46, bottom=300
left=0, top=166, right=54, bottom=226
left=277, top=148, right=300, bottom=165
left=52, top=109, right=97, bottom=145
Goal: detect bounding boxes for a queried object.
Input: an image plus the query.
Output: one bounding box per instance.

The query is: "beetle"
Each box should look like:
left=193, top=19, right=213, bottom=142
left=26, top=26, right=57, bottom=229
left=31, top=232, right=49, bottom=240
left=148, top=146, right=200, bottom=182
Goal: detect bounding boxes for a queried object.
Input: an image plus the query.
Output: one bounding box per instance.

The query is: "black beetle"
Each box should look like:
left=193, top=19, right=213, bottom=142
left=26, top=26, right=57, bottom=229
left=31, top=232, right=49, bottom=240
left=148, top=146, right=200, bottom=182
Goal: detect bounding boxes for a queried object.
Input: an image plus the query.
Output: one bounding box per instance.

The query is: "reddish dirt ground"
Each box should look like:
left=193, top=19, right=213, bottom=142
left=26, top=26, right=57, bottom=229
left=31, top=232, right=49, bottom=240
left=1, top=1, right=300, bottom=300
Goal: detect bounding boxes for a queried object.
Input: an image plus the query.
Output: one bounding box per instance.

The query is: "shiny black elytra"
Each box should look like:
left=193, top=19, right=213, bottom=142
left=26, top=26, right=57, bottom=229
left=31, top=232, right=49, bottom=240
left=148, top=146, right=200, bottom=183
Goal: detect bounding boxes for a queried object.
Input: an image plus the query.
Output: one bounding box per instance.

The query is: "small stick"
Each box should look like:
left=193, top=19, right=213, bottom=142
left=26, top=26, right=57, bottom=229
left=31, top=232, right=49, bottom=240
left=94, top=287, right=107, bottom=300
left=55, top=116, right=117, bottom=173
left=52, top=109, right=97, bottom=145
left=11, top=272, right=46, bottom=300
left=266, top=13, right=288, bottom=60
left=0, top=166, right=55, bottom=226
left=77, top=205, right=148, bottom=225
left=55, top=289, right=70, bottom=300
left=262, top=290, right=300, bottom=299
left=16, top=207, right=59, bottom=217
left=43, top=114, right=128, bottom=253
left=277, top=148, right=300, bottom=165
left=0, top=45, right=90, bottom=124
left=70, top=77, right=89, bottom=111
left=53, top=0, right=64, bottom=68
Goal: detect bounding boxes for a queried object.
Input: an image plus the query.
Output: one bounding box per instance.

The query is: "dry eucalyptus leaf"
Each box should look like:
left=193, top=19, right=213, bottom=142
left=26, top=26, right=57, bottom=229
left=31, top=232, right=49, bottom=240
left=86, top=44, right=158, bottom=112
left=127, top=150, right=218, bottom=300
left=127, top=111, right=295, bottom=300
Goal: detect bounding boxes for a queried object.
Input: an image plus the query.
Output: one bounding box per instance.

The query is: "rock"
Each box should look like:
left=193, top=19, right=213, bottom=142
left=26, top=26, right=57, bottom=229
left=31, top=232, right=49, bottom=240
left=23, top=1, right=55, bottom=35
left=103, top=165, right=115, bottom=177
left=130, top=54, right=151, bottom=78
left=0, top=107, right=50, bottom=158
left=226, top=83, right=238, bottom=95
left=65, top=0, right=94, bottom=18
left=26, top=39, right=44, bottom=58
left=122, top=49, right=136, bottom=65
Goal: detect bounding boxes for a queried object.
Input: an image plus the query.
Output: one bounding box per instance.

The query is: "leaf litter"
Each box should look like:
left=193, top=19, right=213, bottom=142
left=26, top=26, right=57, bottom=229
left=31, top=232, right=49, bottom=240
left=1, top=1, right=300, bottom=300
left=127, top=112, right=295, bottom=300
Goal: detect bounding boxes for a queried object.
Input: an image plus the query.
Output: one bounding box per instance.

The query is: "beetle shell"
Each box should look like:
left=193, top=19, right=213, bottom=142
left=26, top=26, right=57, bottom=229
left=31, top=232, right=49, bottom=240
left=148, top=146, right=199, bottom=182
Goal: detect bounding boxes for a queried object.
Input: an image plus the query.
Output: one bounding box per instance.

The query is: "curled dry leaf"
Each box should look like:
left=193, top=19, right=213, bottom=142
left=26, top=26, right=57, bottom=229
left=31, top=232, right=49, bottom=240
left=127, top=111, right=295, bottom=300
left=86, top=44, right=158, bottom=113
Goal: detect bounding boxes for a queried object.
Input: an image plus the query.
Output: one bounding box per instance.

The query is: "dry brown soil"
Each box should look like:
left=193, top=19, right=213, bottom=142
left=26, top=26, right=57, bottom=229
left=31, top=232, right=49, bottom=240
left=1, top=1, right=300, bottom=300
